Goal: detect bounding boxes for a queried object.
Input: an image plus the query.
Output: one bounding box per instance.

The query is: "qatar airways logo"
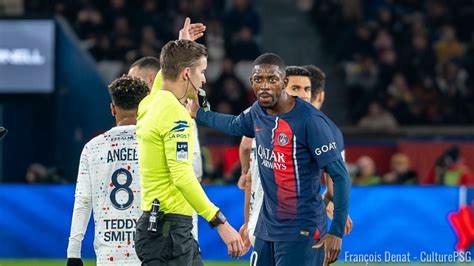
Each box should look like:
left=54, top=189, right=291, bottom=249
left=0, top=48, right=46, bottom=65
left=315, top=142, right=337, bottom=156
left=257, top=145, right=287, bottom=170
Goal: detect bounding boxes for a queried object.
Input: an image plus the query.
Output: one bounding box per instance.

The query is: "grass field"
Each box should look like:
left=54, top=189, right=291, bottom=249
left=1, top=260, right=474, bottom=266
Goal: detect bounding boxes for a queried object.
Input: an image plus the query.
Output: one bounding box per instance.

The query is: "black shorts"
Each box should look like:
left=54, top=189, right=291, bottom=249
left=135, top=212, right=204, bottom=266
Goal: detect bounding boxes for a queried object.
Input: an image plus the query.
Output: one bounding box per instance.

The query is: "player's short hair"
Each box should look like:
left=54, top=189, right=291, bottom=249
left=285, top=66, right=311, bottom=78
left=160, top=40, right=207, bottom=81
left=303, top=65, right=326, bottom=99
left=130, top=56, right=160, bottom=72
left=253, top=53, right=286, bottom=75
left=108, top=75, right=150, bottom=110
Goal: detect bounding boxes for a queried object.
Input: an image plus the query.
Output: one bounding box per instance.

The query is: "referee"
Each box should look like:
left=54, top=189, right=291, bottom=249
left=135, top=39, right=244, bottom=265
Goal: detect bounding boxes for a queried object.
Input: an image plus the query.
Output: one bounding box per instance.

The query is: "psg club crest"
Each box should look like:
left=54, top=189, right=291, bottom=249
left=278, top=133, right=289, bottom=146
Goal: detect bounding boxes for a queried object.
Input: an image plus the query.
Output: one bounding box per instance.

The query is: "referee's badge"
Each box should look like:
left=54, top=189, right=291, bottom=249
left=176, top=142, right=188, bottom=161
left=277, top=133, right=289, bottom=146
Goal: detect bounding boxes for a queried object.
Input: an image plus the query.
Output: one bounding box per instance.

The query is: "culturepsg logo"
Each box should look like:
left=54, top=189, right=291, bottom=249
left=278, top=133, right=289, bottom=146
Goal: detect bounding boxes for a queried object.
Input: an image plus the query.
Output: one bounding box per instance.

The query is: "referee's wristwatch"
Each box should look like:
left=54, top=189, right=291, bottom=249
left=209, top=210, right=227, bottom=228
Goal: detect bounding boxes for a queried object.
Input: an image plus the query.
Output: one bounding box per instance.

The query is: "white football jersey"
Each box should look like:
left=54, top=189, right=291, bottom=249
left=67, top=125, right=141, bottom=265
left=247, top=139, right=264, bottom=246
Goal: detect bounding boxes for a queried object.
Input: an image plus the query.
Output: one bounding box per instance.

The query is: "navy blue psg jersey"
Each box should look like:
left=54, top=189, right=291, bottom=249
left=327, top=118, right=345, bottom=160
left=232, top=97, right=343, bottom=241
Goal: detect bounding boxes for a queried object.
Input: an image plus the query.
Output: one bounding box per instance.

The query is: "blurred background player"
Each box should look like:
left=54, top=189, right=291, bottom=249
left=67, top=76, right=149, bottom=266
left=190, top=53, right=351, bottom=266
left=303, top=64, right=353, bottom=234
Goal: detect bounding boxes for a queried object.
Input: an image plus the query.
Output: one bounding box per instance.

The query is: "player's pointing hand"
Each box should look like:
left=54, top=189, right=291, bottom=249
left=313, top=233, right=342, bottom=265
left=179, top=17, right=206, bottom=41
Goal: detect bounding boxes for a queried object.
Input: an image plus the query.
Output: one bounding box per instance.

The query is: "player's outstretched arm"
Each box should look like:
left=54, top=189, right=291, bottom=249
left=67, top=147, right=93, bottom=264
left=188, top=100, right=254, bottom=137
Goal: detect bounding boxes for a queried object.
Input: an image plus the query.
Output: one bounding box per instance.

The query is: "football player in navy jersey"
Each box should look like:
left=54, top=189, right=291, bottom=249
left=189, top=53, right=351, bottom=266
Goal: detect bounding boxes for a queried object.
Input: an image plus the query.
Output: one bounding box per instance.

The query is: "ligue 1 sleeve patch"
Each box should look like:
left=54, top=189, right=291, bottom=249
left=176, top=142, right=188, bottom=161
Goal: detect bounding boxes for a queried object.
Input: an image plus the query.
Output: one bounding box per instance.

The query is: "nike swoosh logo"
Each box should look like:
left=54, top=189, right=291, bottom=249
left=256, top=127, right=264, bottom=132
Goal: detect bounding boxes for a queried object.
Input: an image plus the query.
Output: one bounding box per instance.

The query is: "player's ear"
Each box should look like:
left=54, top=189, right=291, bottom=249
left=182, top=67, right=191, bottom=81
left=320, top=90, right=325, bottom=104
left=283, top=77, right=289, bottom=88
left=147, top=74, right=155, bottom=89
left=110, top=103, right=117, bottom=117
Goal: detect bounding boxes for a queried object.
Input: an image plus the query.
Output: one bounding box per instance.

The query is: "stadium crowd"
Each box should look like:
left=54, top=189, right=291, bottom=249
left=9, top=0, right=473, bottom=186
left=24, top=0, right=259, bottom=115
left=309, top=0, right=474, bottom=126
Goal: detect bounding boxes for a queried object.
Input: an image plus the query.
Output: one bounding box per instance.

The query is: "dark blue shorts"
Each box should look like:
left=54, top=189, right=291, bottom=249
left=250, top=237, right=324, bottom=266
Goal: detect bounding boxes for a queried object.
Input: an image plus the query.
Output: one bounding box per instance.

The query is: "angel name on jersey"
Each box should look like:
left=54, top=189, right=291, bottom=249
left=107, top=148, right=138, bottom=163
left=102, top=218, right=137, bottom=242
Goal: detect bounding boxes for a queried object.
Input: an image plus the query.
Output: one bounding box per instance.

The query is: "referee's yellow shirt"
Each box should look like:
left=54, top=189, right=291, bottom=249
left=137, top=73, right=218, bottom=222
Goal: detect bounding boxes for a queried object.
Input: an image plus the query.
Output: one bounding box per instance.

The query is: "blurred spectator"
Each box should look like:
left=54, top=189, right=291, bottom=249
left=103, top=0, right=129, bottom=29
left=109, top=16, right=135, bottom=60
left=385, top=73, right=416, bottom=124
left=436, top=61, right=469, bottom=97
left=141, top=26, right=164, bottom=52
left=75, top=3, right=103, bottom=40
left=358, top=101, right=398, bottom=131
left=383, top=153, right=418, bottom=185
left=426, top=146, right=474, bottom=186
left=25, top=163, right=66, bottom=184
left=211, top=59, right=249, bottom=114
left=227, top=27, right=260, bottom=62
left=402, top=33, right=436, bottom=84
left=223, top=0, right=260, bottom=41
left=434, top=25, right=465, bottom=65
left=344, top=55, right=379, bottom=119
left=135, top=0, right=169, bottom=39
left=352, top=156, right=381, bottom=185
left=205, top=18, right=225, bottom=61
left=311, top=0, right=474, bottom=125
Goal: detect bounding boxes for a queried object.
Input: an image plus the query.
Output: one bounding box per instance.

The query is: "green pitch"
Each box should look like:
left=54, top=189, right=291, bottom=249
left=1, top=260, right=474, bottom=266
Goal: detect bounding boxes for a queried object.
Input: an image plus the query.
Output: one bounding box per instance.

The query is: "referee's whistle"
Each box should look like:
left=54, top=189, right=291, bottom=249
left=147, top=199, right=160, bottom=232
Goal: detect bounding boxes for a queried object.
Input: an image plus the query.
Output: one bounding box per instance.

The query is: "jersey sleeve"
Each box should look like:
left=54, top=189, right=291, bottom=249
left=67, top=145, right=93, bottom=258
left=192, top=121, right=203, bottom=181
left=326, top=159, right=351, bottom=238
left=161, top=112, right=218, bottom=221
left=306, top=115, right=342, bottom=168
left=195, top=107, right=255, bottom=137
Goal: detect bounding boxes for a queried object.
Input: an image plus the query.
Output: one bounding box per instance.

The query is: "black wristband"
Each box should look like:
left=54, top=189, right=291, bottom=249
left=209, top=210, right=227, bottom=229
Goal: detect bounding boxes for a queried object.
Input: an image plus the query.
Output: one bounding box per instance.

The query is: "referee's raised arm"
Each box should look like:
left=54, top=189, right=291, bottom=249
left=135, top=38, right=244, bottom=265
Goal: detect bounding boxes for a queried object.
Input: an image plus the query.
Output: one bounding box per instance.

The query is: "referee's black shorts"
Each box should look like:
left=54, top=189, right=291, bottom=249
left=135, top=212, right=204, bottom=266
